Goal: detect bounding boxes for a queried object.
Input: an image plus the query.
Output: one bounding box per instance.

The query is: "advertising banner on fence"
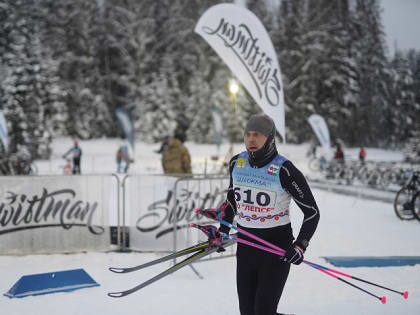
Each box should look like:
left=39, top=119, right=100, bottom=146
left=127, top=175, right=229, bottom=251
left=195, top=3, right=286, bottom=142
left=0, top=175, right=112, bottom=254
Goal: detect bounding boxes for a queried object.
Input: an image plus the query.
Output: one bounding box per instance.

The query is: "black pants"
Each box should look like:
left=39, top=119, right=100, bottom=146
left=236, top=224, right=293, bottom=315
left=73, top=157, right=81, bottom=174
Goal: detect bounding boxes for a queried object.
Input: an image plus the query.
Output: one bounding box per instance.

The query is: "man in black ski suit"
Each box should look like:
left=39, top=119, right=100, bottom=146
left=63, top=140, right=82, bottom=174
left=218, top=114, right=320, bottom=315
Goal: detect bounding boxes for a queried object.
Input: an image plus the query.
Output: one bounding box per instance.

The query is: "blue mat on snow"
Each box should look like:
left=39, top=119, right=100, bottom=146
left=4, top=268, right=100, bottom=298
left=322, top=256, right=420, bottom=267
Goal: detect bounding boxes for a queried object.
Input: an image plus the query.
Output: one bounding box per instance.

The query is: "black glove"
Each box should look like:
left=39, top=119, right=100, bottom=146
left=282, top=242, right=305, bottom=265
left=216, top=225, right=230, bottom=253
left=218, top=224, right=230, bottom=235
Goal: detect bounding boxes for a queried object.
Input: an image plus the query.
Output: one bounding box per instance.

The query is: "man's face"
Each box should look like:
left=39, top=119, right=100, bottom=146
left=244, top=131, right=267, bottom=152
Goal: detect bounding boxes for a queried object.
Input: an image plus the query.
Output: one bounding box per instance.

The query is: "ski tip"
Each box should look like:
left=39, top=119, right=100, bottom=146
left=381, top=296, right=386, bottom=304
left=403, top=291, right=409, bottom=299
left=108, top=292, right=124, bottom=298
left=194, top=208, right=200, bottom=214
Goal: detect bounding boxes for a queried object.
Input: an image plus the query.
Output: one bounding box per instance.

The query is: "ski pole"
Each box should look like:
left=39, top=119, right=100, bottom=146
left=221, top=232, right=387, bottom=304
left=191, top=221, right=388, bottom=303
left=229, top=220, right=407, bottom=299
left=195, top=208, right=409, bottom=300
left=304, top=261, right=409, bottom=299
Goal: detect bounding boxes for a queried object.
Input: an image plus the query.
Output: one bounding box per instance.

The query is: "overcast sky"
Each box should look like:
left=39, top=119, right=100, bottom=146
left=380, top=0, right=420, bottom=55
left=235, top=0, right=419, bottom=56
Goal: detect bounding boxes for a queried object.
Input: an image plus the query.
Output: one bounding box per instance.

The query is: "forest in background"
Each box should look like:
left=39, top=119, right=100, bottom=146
left=1, top=0, right=419, bottom=160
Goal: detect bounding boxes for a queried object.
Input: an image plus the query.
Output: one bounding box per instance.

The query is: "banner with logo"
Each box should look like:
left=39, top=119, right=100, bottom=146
left=0, top=175, right=112, bottom=254
left=127, top=175, right=229, bottom=251
left=195, top=3, right=286, bottom=142
left=308, top=114, right=331, bottom=156
left=0, top=111, right=8, bottom=151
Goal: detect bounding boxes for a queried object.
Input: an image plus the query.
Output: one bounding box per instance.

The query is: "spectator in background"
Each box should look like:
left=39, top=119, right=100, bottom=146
left=155, top=136, right=169, bottom=154
left=63, top=140, right=82, bottom=174
left=116, top=143, right=130, bottom=173
left=359, top=147, right=366, bottom=164
left=116, top=145, right=124, bottom=173
left=306, top=139, right=317, bottom=159
left=334, top=144, right=344, bottom=163
left=162, top=129, right=192, bottom=174
left=320, top=155, right=327, bottom=170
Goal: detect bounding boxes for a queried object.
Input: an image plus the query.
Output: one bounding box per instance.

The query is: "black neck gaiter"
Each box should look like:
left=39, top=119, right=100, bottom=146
left=247, top=133, right=278, bottom=168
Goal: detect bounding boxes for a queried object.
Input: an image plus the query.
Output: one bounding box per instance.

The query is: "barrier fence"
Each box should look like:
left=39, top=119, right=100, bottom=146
left=0, top=174, right=236, bottom=260
left=123, top=174, right=236, bottom=260
left=0, top=175, right=115, bottom=255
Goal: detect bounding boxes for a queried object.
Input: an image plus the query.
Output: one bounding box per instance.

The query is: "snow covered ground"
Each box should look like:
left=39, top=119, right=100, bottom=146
left=1, top=138, right=419, bottom=315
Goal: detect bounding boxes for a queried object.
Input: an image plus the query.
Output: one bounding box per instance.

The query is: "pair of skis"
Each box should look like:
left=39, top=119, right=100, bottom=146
left=107, top=235, right=236, bottom=298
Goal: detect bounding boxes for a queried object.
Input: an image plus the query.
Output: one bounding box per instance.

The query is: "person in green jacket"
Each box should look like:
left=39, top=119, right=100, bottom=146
left=162, top=129, right=192, bottom=174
